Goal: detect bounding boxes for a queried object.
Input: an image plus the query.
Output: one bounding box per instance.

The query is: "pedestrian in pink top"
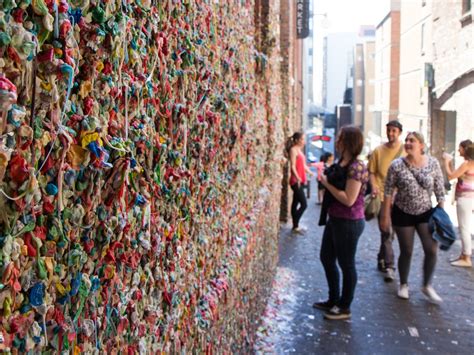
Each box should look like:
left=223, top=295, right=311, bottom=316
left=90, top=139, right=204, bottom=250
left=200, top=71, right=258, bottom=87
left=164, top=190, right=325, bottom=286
left=287, top=132, right=313, bottom=234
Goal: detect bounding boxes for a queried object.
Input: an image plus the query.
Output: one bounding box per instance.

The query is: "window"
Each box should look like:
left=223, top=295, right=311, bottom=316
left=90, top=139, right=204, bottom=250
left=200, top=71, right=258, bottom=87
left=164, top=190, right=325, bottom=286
left=357, top=79, right=364, bottom=87
left=422, top=0, right=426, bottom=7
left=420, top=23, right=425, bottom=55
left=463, top=0, right=472, bottom=14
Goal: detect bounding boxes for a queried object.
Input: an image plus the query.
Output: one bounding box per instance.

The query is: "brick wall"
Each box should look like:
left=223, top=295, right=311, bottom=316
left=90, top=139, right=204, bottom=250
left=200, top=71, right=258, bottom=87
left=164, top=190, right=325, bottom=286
left=431, top=0, right=474, bottom=151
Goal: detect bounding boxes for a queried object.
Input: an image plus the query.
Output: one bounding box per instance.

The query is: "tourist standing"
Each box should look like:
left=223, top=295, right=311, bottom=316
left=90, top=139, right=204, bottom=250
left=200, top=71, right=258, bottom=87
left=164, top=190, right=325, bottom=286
left=381, top=132, right=445, bottom=303
left=313, top=126, right=368, bottom=320
left=368, top=120, right=404, bottom=282
left=442, top=140, right=474, bottom=268
left=288, top=132, right=313, bottom=234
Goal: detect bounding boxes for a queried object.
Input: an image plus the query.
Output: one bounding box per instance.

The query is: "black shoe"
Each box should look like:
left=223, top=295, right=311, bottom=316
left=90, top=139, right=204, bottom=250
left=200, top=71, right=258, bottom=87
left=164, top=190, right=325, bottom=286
left=377, top=260, right=386, bottom=272
left=312, top=300, right=335, bottom=311
left=324, top=306, right=351, bottom=320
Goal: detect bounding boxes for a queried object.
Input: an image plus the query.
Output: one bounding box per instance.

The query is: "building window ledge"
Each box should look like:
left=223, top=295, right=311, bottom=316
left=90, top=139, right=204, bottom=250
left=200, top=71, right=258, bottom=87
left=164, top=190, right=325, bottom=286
left=460, top=11, right=472, bottom=27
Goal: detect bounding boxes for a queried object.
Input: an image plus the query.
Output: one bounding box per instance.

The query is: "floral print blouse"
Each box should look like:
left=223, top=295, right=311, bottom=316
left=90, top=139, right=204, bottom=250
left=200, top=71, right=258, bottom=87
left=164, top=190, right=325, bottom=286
left=385, top=157, right=445, bottom=215
left=328, top=160, right=369, bottom=220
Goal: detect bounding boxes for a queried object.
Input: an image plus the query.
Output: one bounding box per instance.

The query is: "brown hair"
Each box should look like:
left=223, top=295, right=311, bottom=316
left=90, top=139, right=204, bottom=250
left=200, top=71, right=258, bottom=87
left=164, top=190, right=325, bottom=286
left=460, top=139, right=472, bottom=150
left=285, top=131, right=304, bottom=156
left=465, top=144, right=474, bottom=161
left=337, top=125, right=363, bottom=160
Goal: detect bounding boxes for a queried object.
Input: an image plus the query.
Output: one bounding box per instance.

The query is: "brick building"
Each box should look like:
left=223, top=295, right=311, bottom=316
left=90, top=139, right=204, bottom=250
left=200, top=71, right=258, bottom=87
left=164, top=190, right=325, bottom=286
left=373, top=2, right=401, bottom=148
left=431, top=0, right=474, bottom=160
left=279, top=0, right=306, bottom=222
left=398, top=0, right=433, bottom=137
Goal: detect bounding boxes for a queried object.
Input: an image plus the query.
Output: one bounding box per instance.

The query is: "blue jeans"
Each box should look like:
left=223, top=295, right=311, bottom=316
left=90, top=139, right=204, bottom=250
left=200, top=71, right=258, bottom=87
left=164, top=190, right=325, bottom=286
left=320, top=217, right=365, bottom=309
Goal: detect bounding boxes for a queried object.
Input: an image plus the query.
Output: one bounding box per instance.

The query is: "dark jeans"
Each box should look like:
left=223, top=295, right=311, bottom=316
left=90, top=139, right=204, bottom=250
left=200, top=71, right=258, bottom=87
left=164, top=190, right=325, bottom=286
left=377, top=210, right=395, bottom=269
left=320, top=217, right=365, bottom=309
left=291, top=183, right=307, bottom=229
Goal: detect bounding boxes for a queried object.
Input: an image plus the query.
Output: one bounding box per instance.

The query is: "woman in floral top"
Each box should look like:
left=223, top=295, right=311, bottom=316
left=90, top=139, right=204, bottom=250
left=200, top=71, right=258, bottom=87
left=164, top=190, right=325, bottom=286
left=313, top=126, right=369, bottom=320
left=381, top=132, right=445, bottom=303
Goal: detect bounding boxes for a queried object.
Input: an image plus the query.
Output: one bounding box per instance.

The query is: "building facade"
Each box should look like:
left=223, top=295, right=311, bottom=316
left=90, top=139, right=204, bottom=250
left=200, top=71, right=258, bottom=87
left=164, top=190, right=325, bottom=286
left=279, top=0, right=306, bottom=222
left=322, top=32, right=358, bottom=112
left=398, top=0, right=433, bottom=137
left=353, top=39, right=376, bottom=145
left=431, top=0, right=474, bottom=160
left=374, top=2, right=401, bottom=147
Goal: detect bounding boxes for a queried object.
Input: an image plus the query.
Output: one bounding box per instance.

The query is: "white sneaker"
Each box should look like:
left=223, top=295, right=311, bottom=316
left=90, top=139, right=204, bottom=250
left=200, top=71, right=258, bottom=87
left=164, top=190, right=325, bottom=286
left=384, top=268, right=395, bottom=282
left=397, top=284, right=409, bottom=300
left=422, top=285, right=443, bottom=304
left=292, top=226, right=307, bottom=235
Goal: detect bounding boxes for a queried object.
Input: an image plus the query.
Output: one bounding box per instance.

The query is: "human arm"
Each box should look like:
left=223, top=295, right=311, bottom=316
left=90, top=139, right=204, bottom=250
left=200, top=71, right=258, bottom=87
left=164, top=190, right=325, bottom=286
left=442, top=154, right=469, bottom=181
left=369, top=173, right=379, bottom=197
left=432, top=158, right=446, bottom=208
left=380, top=194, right=392, bottom=232
left=368, top=152, right=379, bottom=197
left=289, top=148, right=302, bottom=184
left=380, top=162, right=397, bottom=231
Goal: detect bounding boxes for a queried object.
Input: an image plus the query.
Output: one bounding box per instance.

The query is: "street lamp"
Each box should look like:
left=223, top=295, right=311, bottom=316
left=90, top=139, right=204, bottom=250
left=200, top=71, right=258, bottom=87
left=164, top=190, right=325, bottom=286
left=312, top=12, right=330, bottom=29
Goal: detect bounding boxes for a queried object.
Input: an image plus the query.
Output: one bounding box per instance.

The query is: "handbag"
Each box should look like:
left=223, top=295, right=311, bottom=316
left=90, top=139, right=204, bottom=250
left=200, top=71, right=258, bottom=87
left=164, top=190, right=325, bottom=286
left=364, top=194, right=381, bottom=221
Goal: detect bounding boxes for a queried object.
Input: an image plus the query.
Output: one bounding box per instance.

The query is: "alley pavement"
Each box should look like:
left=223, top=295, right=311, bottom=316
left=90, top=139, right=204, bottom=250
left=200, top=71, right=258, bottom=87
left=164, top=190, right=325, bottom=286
left=255, top=187, right=474, bottom=354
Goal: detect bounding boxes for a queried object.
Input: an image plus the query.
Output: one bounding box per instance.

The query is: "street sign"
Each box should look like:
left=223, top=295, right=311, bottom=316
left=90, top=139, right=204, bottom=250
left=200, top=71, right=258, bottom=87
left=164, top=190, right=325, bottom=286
left=296, top=0, right=310, bottom=39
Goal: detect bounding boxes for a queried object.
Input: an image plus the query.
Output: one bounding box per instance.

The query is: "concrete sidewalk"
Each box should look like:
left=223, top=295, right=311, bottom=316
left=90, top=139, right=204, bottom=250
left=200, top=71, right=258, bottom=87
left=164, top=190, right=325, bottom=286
left=255, top=188, right=474, bottom=354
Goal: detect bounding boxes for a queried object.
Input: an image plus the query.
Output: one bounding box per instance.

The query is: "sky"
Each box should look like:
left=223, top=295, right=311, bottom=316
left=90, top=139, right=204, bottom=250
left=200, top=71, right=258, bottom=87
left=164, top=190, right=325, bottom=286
left=312, top=0, right=391, bottom=105
left=313, top=0, right=391, bottom=33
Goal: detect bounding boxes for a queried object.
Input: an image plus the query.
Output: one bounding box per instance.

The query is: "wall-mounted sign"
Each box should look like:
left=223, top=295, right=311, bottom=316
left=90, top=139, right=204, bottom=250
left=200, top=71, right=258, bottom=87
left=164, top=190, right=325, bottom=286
left=296, top=0, right=310, bottom=39
left=311, top=135, right=331, bottom=142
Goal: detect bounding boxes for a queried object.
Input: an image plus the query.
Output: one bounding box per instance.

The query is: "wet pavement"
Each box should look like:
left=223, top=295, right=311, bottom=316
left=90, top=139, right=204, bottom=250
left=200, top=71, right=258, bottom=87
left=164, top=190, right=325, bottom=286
left=255, top=188, right=474, bottom=354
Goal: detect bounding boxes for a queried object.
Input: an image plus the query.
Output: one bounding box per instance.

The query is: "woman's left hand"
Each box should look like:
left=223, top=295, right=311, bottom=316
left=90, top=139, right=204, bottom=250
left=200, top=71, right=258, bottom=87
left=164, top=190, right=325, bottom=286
left=442, top=152, right=453, bottom=162
left=320, top=173, right=328, bottom=187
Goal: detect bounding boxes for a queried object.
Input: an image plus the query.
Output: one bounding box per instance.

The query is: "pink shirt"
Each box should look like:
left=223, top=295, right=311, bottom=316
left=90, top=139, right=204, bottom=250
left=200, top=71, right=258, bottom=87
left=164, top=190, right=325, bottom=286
left=290, top=152, right=307, bottom=185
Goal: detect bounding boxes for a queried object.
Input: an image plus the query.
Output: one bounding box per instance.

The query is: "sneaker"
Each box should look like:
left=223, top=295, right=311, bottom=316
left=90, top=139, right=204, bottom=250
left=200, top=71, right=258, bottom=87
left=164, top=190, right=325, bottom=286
left=324, top=306, right=351, bottom=320
left=449, top=254, right=463, bottom=262
left=384, top=268, right=395, bottom=282
left=450, top=257, right=472, bottom=268
left=422, top=286, right=443, bottom=304
left=312, top=300, right=335, bottom=311
left=377, top=260, right=386, bottom=272
left=397, top=284, right=409, bottom=300
left=292, top=226, right=307, bottom=235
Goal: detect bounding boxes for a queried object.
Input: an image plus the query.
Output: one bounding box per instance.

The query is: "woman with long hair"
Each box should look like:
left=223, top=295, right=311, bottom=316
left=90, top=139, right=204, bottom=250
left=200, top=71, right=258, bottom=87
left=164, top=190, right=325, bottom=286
left=313, top=126, right=368, bottom=320
left=381, top=132, right=445, bottom=303
left=442, top=139, right=474, bottom=268
left=288, top=132, right=313, bottom=234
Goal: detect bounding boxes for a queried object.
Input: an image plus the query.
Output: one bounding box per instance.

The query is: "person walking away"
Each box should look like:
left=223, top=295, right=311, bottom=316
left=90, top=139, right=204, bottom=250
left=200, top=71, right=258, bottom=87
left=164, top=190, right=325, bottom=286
left=288, top=132, right=313, bottom=234
left=380, top=132, right=445, bottom=303
left=442, top=140, right=474, bottom=267
left=368, top=120, right=404, bottom=282
left=313, top=126, right=368, bottom=320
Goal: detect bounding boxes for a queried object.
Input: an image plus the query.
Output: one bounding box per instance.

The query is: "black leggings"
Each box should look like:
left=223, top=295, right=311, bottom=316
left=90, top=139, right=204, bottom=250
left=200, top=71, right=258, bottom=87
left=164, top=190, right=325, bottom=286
left=394, top=223, right=438, bottom=286
left=291, top=184, right=307, bottom=229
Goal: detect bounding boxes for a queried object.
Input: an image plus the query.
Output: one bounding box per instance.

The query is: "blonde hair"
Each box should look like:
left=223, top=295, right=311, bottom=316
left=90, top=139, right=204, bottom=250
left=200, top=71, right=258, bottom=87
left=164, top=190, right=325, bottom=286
left=406, top=131, right=426, bottom=154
